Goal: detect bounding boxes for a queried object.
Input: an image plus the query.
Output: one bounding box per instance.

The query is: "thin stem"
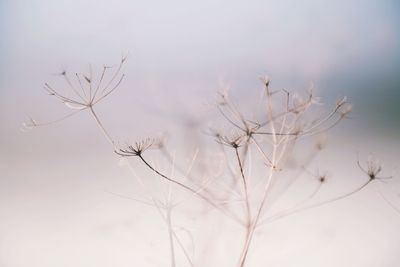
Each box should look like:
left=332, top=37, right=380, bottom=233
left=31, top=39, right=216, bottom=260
left=124, top=160, right=194, bottom=266
left=379, top=191, right=400, bottom=215
left=44, top=83, right=84, bottom=106
left=63, top=74, right=86, bottom=102
left=235, top=147, right=251, bottom=226
left=25, top=109, right=86, bottom=128
left=138, top=155, right=244, bottom=225
left=238, top=162, right=276, bottom=267
left=250, top=136, right=273, bottom=167
left=217, top=105, right=246, bottom=132
left=101, top=59, right=124, bottom=94
left=159, top=146, right=198, bottom=184
left=264, top=179, right=373, bottom=224
left=75, top=73, right=88, bottom=98
left=94, top=74, right=125, bottom=105
left=237, top=89, right=278, bottom=267
left=166, top=207, right=176, bottom=267
left=92, top=66, right=107, bottom=101
left=139, top=155, right=199, bottom=193
left=89, top=106, right=114, bottom=146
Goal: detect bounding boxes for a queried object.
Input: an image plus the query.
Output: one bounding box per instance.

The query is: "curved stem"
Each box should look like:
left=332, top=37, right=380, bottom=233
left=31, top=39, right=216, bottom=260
left=123, top=161, right=194, bottom=266
left=235, top=147, right=251, bottom=226
left=263, top=179, right=373, bottom=224
left=138, top=155, right=244, bottom=225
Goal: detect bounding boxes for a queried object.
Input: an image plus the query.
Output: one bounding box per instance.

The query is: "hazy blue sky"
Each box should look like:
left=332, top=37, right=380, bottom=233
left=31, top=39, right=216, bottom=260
left=1, top=0, right=400, bottom=133
left=1, top=1, right=399, bottom=266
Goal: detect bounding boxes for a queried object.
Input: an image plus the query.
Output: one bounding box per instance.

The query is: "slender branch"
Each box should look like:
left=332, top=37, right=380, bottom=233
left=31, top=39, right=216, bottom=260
left=24, top=109, right=86, bottom=128
left=89, top=106, right=114, bottom=146
left=235, top=147, right=251, bottom=226
left=92, top=66, right=107, bottom=101
left=63, top=73, right=86, bottom=102
left=379, top=191, right=400, bottom=215
left=217, top=105, right=246, bottom=132
left=237, top=87, right=279, bottom=267
left=121, top=159, right=194, bottom=266
left=94, top=74, right=125, bottom=105
left=166, top=206, right=176, bottom=267
left=138, top=154, right=244, bottom=225
left=263, top=179, right=373, bottom=224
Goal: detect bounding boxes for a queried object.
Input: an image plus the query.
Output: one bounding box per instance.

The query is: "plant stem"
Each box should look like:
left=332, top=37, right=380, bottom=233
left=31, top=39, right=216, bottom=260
left=237, top=164, right=275, bottom=267
left=89, top=106, right=114, bottom=146
left=237, top=86, right=278, bottom=267
left=138, top=155, right=244, bottom=225
left=263, top=179, right=373, bottom=224
left=234, top=147, right=251, bottom=227
left=166, top=208, right=176, bottom=267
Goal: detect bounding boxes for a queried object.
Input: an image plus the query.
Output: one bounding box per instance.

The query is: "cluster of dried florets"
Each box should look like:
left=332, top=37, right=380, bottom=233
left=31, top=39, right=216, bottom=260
left=115, top=138, right=162, bottom=157
left=24, top=57, right=127, bottom=145
left=44, top=57, right=126, bottom=110
left=358, top=154, right=392, bottom=181
left=26, top=60, right=396, bottom=267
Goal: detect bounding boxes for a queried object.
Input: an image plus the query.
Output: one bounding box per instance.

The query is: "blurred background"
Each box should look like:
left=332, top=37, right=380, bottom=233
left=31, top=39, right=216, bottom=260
left=0, top=0, right=399, bottom=266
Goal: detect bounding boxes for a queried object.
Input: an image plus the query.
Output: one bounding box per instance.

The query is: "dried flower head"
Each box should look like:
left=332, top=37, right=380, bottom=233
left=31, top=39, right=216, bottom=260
left=216, top=132, right=245, bottom=149
left=24, top=57, right=127, bottom=130
left=358, top=154, right=392, bottom=180
left=316, top=171, right=329, bottom=183
left=115, top=138, right=160, bottom=157
left=47, top=57, right=126, bottom=109
left=366, top=155, right=383, bottom=179
left=260, top=76, right=270, bottom=90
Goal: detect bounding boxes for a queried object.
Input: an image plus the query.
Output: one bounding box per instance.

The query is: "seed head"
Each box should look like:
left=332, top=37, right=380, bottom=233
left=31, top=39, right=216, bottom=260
left=115, top=138, right=159, bottom=157
left=366, top=155, right=383, bottom=179
left=357, top=154, right=391, bottom=181
left=216, top=133, right=244, bottom=149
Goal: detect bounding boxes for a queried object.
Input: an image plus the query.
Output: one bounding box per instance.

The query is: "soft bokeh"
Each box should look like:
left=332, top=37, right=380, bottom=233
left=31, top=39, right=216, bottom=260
left=1, top=1, right=399, bottom=266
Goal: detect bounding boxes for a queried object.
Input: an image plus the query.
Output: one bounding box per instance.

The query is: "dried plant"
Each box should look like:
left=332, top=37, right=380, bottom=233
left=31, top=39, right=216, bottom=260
left=24, top=57, right=127, bottom=145
left=26, top=60, right=396, bottom=267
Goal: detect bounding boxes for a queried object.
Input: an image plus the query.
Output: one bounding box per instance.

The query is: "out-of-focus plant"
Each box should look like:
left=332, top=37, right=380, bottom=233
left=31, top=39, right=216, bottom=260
left=25, top=59, right=396, bottom=267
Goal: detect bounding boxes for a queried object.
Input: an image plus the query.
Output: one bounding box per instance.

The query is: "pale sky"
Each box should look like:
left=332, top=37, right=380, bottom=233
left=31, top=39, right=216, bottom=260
left=1, top=1, right=399, bottom=266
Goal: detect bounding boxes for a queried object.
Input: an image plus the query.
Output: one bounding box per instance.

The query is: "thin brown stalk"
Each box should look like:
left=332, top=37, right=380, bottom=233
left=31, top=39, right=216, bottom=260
left=237, top=87, right=279, bottom=267
left=235, top=147, right=252, bottom=227
left=138, top=154, right=244, bottom=225
left=264, top=179, right=373, bottom=224
left=89, top=106, right=114, bottom=146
